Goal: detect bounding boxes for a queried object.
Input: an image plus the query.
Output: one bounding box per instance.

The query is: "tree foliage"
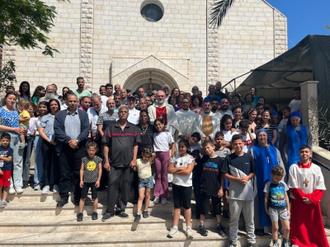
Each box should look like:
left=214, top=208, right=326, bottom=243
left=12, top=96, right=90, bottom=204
left=0, top=0, right=61, bottom=57
left=209, top=0, right=235, bottom=28
left=0, top=61, right=16, bottom=90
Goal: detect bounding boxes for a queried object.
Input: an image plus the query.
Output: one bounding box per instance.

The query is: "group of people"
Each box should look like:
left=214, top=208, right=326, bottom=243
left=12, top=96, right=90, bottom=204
left=0, top=79, right=328, bottom=247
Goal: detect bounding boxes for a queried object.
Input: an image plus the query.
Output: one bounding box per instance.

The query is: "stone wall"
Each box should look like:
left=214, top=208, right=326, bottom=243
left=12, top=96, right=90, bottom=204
left=2, top=0, right=286, bottom=95
left=217, top=0, right=287, bottom=91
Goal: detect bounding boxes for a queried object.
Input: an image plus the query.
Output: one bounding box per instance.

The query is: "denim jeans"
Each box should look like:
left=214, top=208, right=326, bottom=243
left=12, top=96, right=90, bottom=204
left=33, top=136, right=43, bottom=186
left=9, top=132, right=24, bottom=188
left=23, top=135, right=34, bottom=183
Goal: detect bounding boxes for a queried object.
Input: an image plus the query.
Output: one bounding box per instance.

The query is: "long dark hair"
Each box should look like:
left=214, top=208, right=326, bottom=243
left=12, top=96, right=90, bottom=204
left=19, top=81, right=31, bottom=100
left=220, top=114, right=233, bottom=131
left=47, top=99, right=61, bottom=114
left=32, top=86, right=45, bottom=100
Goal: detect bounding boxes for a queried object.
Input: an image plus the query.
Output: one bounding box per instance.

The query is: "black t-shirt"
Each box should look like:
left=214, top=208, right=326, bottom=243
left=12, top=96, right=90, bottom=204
left=200, top=156, right=223, bottom=197
left=0, top=146, right=13, bottom=171
left=221, top=153, right=256, bottom=176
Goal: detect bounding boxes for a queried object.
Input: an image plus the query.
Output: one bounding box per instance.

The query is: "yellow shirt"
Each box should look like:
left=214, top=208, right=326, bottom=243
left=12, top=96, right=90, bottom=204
left=19, top=110, right=30, bottom=127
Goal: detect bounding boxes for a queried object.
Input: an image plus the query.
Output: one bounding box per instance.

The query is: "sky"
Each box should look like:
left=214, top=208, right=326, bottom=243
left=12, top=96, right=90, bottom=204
left=267, top=0, right=330, bottom=49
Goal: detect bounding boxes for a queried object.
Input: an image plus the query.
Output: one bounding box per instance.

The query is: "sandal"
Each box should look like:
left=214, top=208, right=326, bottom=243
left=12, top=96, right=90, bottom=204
left=1, top=200, right=8, bottom=208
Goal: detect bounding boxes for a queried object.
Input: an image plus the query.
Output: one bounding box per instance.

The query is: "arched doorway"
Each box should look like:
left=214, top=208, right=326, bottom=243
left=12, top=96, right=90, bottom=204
left=123, top=68, right=179, bottom=93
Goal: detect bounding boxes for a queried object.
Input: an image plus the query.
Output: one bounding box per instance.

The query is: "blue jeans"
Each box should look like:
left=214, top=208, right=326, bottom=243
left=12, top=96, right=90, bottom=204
left=23, top=135, right=34, bottom=183
left=33, top=136, right=43, bottom=186
left=9, top=132, right=24, bottom=188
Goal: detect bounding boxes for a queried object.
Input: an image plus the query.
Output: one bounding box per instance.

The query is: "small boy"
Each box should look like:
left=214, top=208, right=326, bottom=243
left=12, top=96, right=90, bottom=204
left=198, top=140, right=225, bottom=237
left=0, top=132, right=13, bottom=207
left=264, top=166, right=290, bottom=247
left=17, top=100, right=31, bottom=149
left=221, top=134, right=257, bottom=247
left=214, top=131, right=231, bottom=218
left=288, top=145, right=329, bottom=247
left=238, top=119, right=255, bottom=154
left=189, top=132, right=202, bottom=218
left=77, top=142, right=102, bottom=222
left=278, top=107, right=291, bottom=136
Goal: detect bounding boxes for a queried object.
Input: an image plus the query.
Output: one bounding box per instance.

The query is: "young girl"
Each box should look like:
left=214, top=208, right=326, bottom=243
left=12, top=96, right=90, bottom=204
left=77, top=142, right=102, bottom=222
left=153, top=118, right=175, bottom=205
left=232, top=105, right=243, bottom=130
left=220, top=114, right=238, bottom=149
left=33, top=101, right=48, bottom=191
left=246, top=108, right=257, bottom=134
left=17, top=100, right=31, bottom=149
left=134, top=146, right=154, bottom=222
left=167, top=139, right=195, bottom=238
left=256, top=110, right=277, bottom=145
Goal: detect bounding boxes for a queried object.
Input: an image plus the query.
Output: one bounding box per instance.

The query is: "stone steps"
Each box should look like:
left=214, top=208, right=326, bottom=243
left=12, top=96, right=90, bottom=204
left=2, top=188, right=330, bottom=246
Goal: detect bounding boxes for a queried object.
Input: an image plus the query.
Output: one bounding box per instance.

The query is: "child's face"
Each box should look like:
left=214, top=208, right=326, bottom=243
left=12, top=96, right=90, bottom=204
left=0, top=138, right=10, bottom=148
left=299, top=148, right=312, bottom=162
left=189, top=136, right=198, bottom=146
left=204, top=144, right=215, bottom=155
left=38, top=104, right=48, bottom=116
left=87, top=147, right=97, bottom=158
left=17, top=105, right=23, bottom=112
left=178, top=142, right=188, bottom=155
left=214, top=136, right=224, bottom=147
left=271, top=174, right=283, bottom=184
left=262, top=112, right=270, bottom=123
left=224, top=119, right=232, bottom=131
left=232, top=139, right=244, bottom=153
left=240, top=127, right=248, bottom=136
left=142, top=153, right=151, bottom=162
left=249, top=111, right=257, bottom=121
left=27, top=106, right=34, bottom=116
left=154, top=121, right=164, bottom=132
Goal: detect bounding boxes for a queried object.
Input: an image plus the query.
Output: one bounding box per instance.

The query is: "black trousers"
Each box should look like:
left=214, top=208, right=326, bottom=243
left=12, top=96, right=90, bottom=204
left=58, top=144, right=86, bottom=201
left=106, top=166, right=133, bottom=214
left=41, top=140, right=59, bottom=186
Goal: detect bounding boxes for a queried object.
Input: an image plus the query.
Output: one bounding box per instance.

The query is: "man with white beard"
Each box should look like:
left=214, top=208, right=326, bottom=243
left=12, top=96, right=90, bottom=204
left=148, top=90, right=179, bottom=136
left=194, top=100, right=220, bottom=142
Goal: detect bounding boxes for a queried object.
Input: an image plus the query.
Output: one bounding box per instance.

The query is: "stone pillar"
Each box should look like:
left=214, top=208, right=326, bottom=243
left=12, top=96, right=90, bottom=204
left=300, top=80, right=319, bottom=146
left=80, top=0, right=94, bottom=89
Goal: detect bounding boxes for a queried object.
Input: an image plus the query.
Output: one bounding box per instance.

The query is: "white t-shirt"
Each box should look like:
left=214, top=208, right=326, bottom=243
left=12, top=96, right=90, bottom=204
left=288, top=99, right=301, bottom=112
left=241, top=133, right=255, bottom=153
left=128, top=108, right=140, bottom=125
left=222, top=130, right=239, bottom=143
left=171, top=154, right=194, bottom=187
left=153, top=132, right=174, bottom=152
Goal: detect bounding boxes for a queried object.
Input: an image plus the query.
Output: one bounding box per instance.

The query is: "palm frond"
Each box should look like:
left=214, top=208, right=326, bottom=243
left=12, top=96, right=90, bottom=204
left=210, top=0, right=235, bottom=28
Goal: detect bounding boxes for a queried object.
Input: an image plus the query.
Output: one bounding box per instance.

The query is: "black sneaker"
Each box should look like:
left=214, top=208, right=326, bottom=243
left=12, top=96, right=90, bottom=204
left=198, top=224, right=208, bottom=236
left=247, top=243, right=258, bottom=247
left=223, top=209, right=230, bottom=218
left=217, top=224, right=226, bottom=237
left=22, top=181, right=29, bottom=189
left=92, top=212, right=98, bottom=220
left=142, top=210, right=149, bottom=218
left=102, top=213, right=114, bottom=222
left=116, top=211, right=129, bottom=218
left=134, top=214, right=141, bottom=222
left=77, top=213, right=83, bottom=222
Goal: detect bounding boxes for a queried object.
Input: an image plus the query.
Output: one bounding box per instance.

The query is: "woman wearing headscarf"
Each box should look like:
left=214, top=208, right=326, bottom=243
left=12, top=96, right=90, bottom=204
left=279, top=111, right=312, bottom=172
left=251, top=129, right=285, bottom=235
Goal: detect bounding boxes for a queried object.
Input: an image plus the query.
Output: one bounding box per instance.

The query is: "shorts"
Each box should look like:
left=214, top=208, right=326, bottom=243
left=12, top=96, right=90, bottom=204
left=172, top=184, right=192, bottom=209
left=138, top=176, right=153, bottom=189
left=0, top=170, right=11, bottom=187
left=269, top=207, right=290, bottom=221
left=81, top=182, right=97, bottom=199
left=200, top=191, right=221, bottom=216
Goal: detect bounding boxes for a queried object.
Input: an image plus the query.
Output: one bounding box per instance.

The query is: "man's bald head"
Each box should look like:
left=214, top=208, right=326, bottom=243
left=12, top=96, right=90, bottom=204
left=156, top=90, right=166, bottom=104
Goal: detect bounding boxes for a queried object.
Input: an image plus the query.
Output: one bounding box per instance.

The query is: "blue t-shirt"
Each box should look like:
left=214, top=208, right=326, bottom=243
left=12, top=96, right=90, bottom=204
left=264, top=180, right=288, bottom=209
left=0, top=146, right=13, bottom=171
left=0, top=107, right=19, bottom=135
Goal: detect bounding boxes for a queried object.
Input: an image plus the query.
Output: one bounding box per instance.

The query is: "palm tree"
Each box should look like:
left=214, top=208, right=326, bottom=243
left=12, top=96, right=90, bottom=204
left=209, top=0, right=236, bottom=27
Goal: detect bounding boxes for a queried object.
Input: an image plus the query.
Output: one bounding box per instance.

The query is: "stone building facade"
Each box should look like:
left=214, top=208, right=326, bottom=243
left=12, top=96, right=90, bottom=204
left=2, top=0, right=287, bottom=94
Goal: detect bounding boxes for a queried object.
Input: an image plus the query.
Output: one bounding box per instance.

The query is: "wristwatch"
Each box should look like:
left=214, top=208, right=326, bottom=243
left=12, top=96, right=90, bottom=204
left=76, top=139, right=79, bottom=144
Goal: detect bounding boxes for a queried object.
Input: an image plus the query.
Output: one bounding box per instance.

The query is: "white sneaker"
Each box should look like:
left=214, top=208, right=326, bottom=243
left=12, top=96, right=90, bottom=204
left=9, top=187, right=16, bottom=195
left=53, top=185, right=59, bottom=193
left=34, top=185, right=40, bottom=191
left=16, top=187, right=23, bottom=194
left=186, top=227, right=193, bottom=238
left=42, top=185, right=50, bottom=195
left=167, top=226, right=178, bottom=238
left=153, top=196, right=160, bottom=204
left=161, top=198, right=167, bottom=205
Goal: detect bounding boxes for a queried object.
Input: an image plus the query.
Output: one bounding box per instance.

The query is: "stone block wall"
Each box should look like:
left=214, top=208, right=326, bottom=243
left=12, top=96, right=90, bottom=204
left=217, top=0, right=287, bottom=91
